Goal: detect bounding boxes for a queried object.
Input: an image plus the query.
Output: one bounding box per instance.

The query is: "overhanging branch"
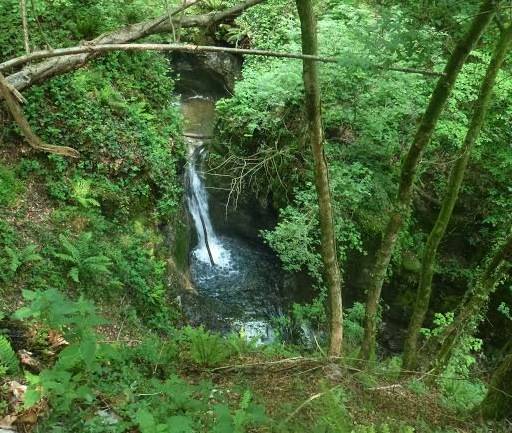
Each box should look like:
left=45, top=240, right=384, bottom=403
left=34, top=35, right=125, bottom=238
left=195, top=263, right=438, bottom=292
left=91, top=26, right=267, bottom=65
left=3, top=0, right=265, bottom=92
left=0, top=43, right=445, bottom=81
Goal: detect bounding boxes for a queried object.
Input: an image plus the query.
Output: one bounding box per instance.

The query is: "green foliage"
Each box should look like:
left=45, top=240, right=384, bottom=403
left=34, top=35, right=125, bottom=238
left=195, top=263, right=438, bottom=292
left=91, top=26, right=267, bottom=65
left=54, top=232, right=112, bottom=284
left=0, top=163, right=23, bottom=206
left=182, top=326, right=231, bottom=367
left=344, top=302, right=367, bottom=350
left=4, top=244, right=42, bottom=274
left=263, top=161, right=377, bottom=282
left=70, top=178, right=100, bottom=208
left=15, top=289, right=104, bottom=337
left=213, top=389, right=267, bottom=433
left=304, top=385, right=352, bottom=433
left=0, top=335, right=20, bottom=376
left=9, top=289, right=269, bottom=432
left=407, top=378, right=428, bottom=396
left=1, top=244, right=42, bottom=283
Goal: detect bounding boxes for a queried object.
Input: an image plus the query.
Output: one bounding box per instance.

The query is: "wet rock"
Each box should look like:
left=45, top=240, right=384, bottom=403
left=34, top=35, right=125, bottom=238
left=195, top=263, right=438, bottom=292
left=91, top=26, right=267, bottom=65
left=171, top=51, right=242, bottom=96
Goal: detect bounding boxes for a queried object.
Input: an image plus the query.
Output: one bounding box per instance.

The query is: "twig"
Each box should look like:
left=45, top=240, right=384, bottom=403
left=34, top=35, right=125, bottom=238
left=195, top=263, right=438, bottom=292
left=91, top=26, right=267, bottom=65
left=284, top=385, right=341, bottom=423
left=313, top=333, right=327, bottom=358
left=366, top=384, right=403, bottom=391
left=165, top=0, right=177, bottom=42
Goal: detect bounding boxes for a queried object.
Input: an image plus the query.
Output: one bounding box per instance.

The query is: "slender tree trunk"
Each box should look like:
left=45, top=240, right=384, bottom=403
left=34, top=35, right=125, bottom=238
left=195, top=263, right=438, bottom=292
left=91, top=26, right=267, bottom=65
left=19, top=0, right=30, bottom=54
left=431, top=229, right=512, bottom=372
left=359, top=0, right=497, bottom=361
left=478, top=352, right=512, bottom=420
left=296, top=0, right=343, bottom=356
left=402, top=22, right=512, bottom=371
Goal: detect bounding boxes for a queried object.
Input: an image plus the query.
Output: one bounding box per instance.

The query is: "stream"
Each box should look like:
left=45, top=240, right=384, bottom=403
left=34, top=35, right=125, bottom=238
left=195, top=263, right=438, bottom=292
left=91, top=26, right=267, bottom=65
left=171, top=54, right=311, bottom=344
left=181, top=95, right=289, bottom=343
left=171, top=53, right=309, bottom=343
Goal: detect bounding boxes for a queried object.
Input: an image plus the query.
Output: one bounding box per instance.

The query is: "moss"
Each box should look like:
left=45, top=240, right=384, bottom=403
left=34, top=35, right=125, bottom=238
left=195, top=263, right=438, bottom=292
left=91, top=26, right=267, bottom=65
left=171, top=207, right=191, bottom=273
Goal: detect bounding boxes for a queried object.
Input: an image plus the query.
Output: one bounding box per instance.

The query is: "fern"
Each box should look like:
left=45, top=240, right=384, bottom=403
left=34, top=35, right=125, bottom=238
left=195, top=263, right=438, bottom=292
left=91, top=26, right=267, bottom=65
left=4, top=244, right=42, bottom=273
left=54, top=233, right=112, bottom=283
left=71, top=178, right=100, bottom=208
left=0, top=335, right=20, bottom=375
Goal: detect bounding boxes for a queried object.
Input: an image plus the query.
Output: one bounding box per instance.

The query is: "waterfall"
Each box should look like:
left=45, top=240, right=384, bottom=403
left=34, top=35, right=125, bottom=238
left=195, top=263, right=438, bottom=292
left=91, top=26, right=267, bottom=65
left=186, top=140, right=231, bottom=267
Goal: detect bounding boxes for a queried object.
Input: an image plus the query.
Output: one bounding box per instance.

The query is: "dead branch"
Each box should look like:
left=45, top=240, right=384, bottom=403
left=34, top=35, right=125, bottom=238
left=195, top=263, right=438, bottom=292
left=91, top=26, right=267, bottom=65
left=1, top=43, right=446, bottom=84
left=366, top=384, right=403, bottom=391
left=284, top=385, right=342, bottom=423
left=3, top=0, right=265, bottom=92
left=0, top=43, right=341, bottom=73
left=0, top=72, right=80, bottom=158
left=207, top=146, right=290, bottom=211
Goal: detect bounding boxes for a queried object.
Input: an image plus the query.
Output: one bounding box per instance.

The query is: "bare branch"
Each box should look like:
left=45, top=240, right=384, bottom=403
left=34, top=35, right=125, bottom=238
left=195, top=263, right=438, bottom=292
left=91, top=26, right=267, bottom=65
left=3, top=0, right=266, bottom=92
left=0, top=43, right=445, bottom=95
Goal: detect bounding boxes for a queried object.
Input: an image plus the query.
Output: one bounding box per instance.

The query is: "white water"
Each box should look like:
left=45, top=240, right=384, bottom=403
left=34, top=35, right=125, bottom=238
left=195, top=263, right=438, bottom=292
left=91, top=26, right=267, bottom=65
left=186, top=141, right=231, bottom=267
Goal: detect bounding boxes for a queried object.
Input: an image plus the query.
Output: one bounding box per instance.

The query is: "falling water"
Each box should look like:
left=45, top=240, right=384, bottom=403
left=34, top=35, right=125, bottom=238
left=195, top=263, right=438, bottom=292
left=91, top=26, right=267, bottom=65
left=178, top=92, right=309, bottom=345
left=186, top=140, right=231, bottom=267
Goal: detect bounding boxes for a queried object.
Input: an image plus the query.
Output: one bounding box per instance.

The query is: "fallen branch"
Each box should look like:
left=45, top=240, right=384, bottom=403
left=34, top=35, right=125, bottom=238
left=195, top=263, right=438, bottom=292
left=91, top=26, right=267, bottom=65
left=0, top=72, right=80, bottom=158
left=366, top=384, right=403, bottom=391
left=210, top=356, right=319, bottom=373
left=284, top=385, right=341, bottom=423
left=3, top=0, right=265, bottom=92
left=1, top=43, right=445, bottom=80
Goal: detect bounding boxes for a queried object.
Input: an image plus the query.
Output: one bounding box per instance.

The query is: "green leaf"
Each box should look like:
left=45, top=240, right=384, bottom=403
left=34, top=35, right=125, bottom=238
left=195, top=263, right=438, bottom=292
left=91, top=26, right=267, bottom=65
left=79, top=335, right=97, bottom=368
left=23, top=388, right=41, bottom=409
left=136, top=409, right=156, bottom=433
left=166, top=415, right=194, bottom=433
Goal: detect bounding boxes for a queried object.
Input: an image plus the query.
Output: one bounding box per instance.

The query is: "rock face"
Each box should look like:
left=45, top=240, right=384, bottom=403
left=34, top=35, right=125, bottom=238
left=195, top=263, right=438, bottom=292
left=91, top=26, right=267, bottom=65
left=171, top=51, right=242, bottom=96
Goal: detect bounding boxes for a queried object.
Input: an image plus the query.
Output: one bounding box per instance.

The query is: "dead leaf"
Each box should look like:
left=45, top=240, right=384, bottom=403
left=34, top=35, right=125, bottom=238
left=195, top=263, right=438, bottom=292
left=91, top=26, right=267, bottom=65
left=48, top=330, right=69, bottom=349
left=17, top=350, right=41, bottom=371
left=0, top=414, right=17, bottom=429
left=7, top=381, right=26, bottom=405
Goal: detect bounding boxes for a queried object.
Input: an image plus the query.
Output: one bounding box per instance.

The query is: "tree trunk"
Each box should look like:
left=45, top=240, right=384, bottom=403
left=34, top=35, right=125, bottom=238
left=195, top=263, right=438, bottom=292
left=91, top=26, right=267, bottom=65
left=295, top=0, right=343, bottom=356
left=478, top=352, right=512, bottom=420
left=402, top=22, right=512, bottom=371
left=431, top=229, right=512, bottom=372
left=3, top=0, right=264, bottom=92
left=19, top=0, right=30, bottom=54
left=359, top=0, right=497, bottom=362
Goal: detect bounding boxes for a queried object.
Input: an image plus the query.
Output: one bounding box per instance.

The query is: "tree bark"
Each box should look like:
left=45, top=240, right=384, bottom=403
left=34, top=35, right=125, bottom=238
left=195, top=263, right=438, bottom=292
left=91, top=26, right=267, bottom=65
left=19, top=0, right=30, bottom=54
left=0, top=72, right=80, bottom=158
left=402, top=23, right=512, bottom=371
left=478, top=352, right=512, bottom=420
left=3, top=0, right=264, bottom=92
left=296, top=0, right=343, bottom=356
left=431, top=229, right=512, bottom=373
left=359, top=0, right=497, bottom=362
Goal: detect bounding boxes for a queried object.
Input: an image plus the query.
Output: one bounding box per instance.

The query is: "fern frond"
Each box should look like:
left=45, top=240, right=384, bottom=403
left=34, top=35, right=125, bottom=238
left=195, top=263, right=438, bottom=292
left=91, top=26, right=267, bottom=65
left=54, top=253, right=77, bottom=264
left=58, top=234, right=79, bottom=258
left=0, top=335, right=20, bottom=375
